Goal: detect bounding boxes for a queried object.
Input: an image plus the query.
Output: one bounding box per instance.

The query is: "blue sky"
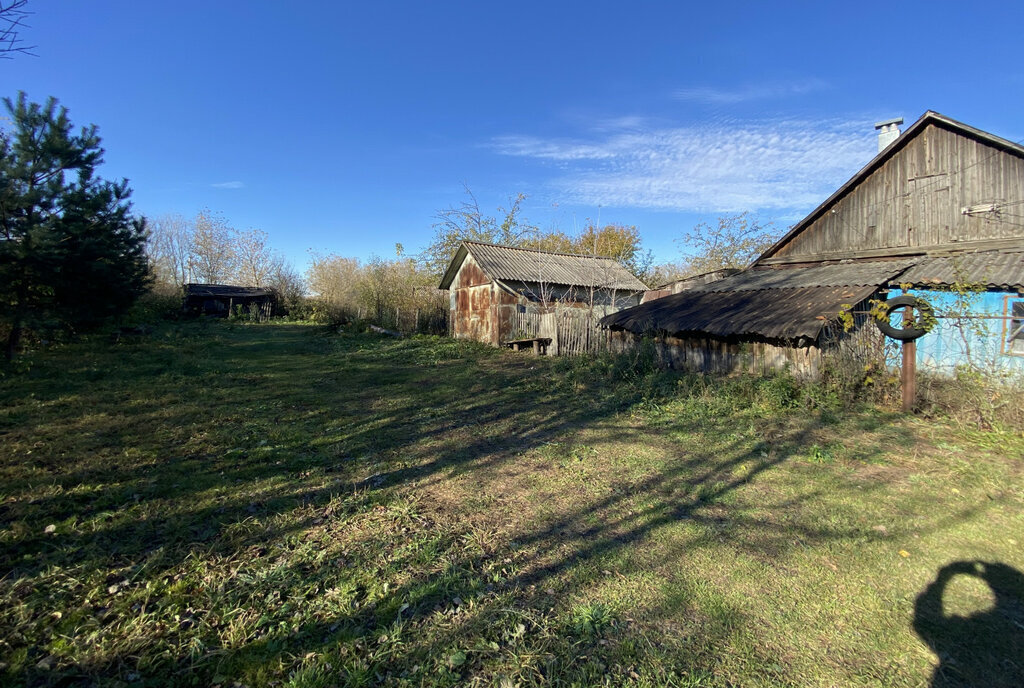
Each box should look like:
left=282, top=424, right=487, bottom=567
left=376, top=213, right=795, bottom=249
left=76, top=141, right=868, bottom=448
left=7, top=1, right=1024, bottom=271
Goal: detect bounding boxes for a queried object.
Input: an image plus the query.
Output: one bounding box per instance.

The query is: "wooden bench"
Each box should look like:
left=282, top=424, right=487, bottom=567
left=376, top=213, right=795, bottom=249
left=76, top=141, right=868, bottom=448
left=503, top=337, right=552, bottom=355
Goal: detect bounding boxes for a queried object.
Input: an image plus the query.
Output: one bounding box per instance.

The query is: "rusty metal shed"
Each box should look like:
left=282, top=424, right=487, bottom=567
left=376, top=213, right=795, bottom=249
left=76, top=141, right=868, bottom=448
left=439, top=241, right=647, bottom=350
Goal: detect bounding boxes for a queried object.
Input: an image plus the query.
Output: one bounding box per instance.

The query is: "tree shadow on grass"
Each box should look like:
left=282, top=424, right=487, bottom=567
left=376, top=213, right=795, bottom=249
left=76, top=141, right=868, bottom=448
left=0, top=323, right=1009, bottom=686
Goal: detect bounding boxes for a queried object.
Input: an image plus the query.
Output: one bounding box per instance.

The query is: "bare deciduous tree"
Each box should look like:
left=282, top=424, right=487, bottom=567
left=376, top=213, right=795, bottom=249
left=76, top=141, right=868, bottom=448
left=266, top=256, right=305, bottom=312
left=1, top=1, right=33, bottom=58
left=146, top=213, right=194, bottom=289
left=189, top=209, right=236, bottom=284
left=234, top=228, right=275, bottom=287
left=679, top=212, right=779, bottom=275
left=307, top=253, right=361, bottom=308
left=422, top=186, right=538, bottom=276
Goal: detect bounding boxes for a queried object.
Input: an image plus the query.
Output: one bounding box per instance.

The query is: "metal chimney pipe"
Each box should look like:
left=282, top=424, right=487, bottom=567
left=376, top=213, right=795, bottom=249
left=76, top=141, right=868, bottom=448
left=874, top=117, right=904, bottom=152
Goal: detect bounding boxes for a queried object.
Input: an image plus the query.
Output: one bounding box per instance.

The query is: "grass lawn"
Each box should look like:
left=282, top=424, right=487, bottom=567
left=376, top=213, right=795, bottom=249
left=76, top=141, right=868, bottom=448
left=1, top=321, right=1022, bottom=687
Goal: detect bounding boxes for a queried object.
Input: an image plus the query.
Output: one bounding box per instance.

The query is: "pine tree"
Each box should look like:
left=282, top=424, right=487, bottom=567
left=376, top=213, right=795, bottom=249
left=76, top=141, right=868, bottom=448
left=0, top=92, right=149, bottom=359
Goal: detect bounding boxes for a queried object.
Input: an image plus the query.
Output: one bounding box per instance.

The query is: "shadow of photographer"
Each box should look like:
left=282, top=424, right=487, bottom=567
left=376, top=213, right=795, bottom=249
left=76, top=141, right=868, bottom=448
left=913, top=560, right=1024, bottom=687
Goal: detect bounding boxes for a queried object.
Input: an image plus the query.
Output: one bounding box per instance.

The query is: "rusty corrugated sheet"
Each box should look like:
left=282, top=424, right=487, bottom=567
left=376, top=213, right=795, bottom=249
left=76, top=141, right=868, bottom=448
left=894, top=250, right=1024, bottom=291
left=462, top=241, right=648, bottom=291
left=600, top=285, right=878, bottom=340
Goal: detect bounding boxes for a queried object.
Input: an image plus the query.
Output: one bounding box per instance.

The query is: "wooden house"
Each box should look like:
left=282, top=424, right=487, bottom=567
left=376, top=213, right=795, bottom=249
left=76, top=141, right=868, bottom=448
left=183, top=283, right=274, bottom=319
left=438, top=241, right=647, bottom=354
left=602, top=111, right=1024, bottom=376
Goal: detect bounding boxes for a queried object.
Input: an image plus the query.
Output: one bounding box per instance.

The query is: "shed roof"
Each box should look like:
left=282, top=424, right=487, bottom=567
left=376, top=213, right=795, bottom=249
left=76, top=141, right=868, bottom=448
left=691, top=260, right=915, bottom=292
left=894, top=250, right=1024, bottom=291
left=438, top=241, right=648, bottom=291
left=601, top=285, right=878, bottom=341
left=184, top=283, right=274, bottom=298
left=651, top=268, right=741, bottom=291
left=601, top=260, right=913, bottom=341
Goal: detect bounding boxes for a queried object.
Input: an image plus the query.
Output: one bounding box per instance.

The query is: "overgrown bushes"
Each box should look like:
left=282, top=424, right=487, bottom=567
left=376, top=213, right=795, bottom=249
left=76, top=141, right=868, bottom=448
left=917, top=368, right=1024, bottom=430
left=306, top=254, right=448, bottom=333
left=551, top=335, right=1023, bottom=432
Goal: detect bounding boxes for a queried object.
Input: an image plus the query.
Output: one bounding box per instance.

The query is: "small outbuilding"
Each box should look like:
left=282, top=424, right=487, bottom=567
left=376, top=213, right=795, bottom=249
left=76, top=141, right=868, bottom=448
left=183, top=283, right=274, bottom=319
left=439, top=241, right=647, bottom=354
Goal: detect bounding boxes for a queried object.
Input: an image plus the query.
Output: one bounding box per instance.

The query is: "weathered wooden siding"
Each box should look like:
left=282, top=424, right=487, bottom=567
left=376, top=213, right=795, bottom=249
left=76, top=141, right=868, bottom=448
left=769, top=122, right=1024, bottom=262
left=608, top=330, right=822, bottom=377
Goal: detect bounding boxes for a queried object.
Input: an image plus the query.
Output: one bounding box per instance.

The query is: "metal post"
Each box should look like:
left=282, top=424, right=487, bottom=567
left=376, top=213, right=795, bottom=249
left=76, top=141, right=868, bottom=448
left=901, top=294, right=916, bottom=412
left=901, top=339, right=916, bottom=412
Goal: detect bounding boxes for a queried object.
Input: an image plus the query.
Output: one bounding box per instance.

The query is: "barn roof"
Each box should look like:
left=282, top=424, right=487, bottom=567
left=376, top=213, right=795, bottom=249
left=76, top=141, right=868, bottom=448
left=438, top=241, right=648, bottom=291
left=759, top=111, right=1024, bottom=263
left=183, top=283, right=274, bottom=298
left=601, top=260, right=913, bottom=341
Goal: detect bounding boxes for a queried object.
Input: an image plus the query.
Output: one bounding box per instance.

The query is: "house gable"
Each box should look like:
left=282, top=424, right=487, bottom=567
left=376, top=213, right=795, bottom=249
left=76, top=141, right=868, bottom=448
left=759, top=112, right=1024, bottom=265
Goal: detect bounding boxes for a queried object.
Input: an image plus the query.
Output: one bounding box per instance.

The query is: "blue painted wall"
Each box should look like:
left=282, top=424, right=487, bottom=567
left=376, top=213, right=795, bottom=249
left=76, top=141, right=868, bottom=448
left=903, top=289, right=1024, bottom=375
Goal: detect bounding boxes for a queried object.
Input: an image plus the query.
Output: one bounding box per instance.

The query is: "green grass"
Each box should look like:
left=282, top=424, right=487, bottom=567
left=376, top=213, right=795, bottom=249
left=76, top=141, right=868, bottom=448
left=1, top=321, right=1022, bottom=687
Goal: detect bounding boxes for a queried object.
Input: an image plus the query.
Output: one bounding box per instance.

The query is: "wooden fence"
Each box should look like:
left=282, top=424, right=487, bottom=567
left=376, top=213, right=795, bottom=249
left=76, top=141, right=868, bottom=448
left=513, top=306, right=614, bottom=356
left=358, top=306, right=448, bottom=335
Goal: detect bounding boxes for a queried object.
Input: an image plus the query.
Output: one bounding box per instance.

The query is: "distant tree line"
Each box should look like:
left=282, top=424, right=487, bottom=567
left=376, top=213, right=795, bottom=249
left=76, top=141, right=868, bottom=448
left=302, top=188, right=783, bottom=332
left=422, top=187, right=655, bottom=281
left=145, top=211, right=304, bottom=313
left=423, top=187, right=780, bottom=288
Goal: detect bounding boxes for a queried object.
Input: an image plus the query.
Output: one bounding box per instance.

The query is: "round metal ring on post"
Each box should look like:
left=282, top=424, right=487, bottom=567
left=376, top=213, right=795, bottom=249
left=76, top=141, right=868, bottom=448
left=874, top=295, right=935, bottom=341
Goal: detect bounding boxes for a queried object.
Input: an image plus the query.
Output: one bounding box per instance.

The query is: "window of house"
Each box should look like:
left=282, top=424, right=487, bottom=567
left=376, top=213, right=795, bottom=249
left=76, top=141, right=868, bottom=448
left=1005, top=297, right=1024, bottom=356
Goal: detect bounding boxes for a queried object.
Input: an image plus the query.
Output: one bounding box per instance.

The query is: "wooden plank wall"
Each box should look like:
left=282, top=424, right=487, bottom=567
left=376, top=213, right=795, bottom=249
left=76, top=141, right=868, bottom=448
left=773, top=123, right=1024, bottom=260
left=607, top=330, right=821, bottom=377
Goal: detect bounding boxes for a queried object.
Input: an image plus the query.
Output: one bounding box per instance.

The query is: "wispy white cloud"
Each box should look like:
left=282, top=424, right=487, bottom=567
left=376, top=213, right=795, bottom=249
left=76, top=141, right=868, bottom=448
left=491, top=117, right=875, bottom=212
left=674, top=79, right=828, bottom=105
left=211, top=180, right=245, bottom=189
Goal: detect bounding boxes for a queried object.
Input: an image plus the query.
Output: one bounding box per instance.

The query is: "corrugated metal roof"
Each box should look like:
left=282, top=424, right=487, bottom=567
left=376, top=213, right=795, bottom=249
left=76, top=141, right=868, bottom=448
left=652, top=268, right=740, bottom=291
left=600, top=285, right=878, bottom=341
left=440, top=241, right=648, bottom=291
left=184, top=283, right=273, bottom=297
left=894, top=250, right=1024, bottom=291
left=692, top=260, right=915, bottom=292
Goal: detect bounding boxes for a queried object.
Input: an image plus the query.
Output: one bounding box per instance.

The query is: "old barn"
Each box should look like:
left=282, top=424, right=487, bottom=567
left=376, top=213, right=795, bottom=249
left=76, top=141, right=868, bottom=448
left=439, top=241, right=647, bottom=354
left=183, top=283, right=274, bottom=319
left=602, top=111, right=1024, bottom=376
